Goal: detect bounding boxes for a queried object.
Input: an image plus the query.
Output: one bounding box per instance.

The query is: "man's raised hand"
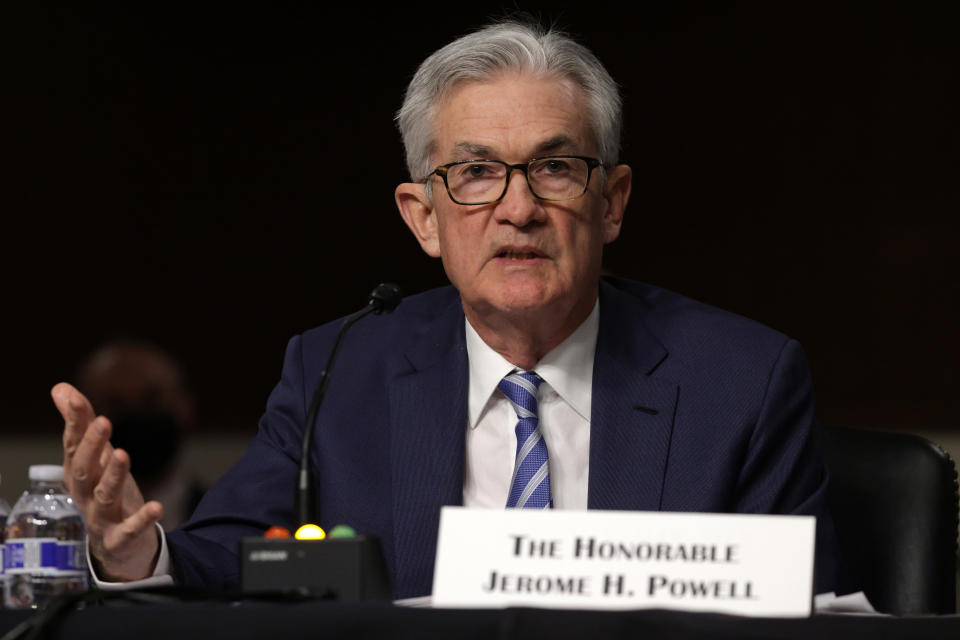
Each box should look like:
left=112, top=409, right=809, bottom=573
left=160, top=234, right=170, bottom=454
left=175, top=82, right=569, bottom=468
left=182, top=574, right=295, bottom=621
left=52, top=382, right=163, bottom=582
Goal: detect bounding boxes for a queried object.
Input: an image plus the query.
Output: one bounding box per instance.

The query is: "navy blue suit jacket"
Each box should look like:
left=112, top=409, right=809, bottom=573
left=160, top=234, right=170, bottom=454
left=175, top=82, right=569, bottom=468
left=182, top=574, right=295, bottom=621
left=167, top=278, right=841, bottom=597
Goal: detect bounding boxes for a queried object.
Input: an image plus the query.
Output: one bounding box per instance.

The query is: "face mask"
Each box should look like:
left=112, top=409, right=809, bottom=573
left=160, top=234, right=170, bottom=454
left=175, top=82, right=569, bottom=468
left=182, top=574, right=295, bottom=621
left=109, top=411, right=183, bottom=485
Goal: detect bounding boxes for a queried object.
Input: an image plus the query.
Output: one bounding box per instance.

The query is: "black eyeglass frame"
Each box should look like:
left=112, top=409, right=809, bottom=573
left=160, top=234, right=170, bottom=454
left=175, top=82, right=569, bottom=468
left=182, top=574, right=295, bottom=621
left=428, top=155, right=603, bottom=205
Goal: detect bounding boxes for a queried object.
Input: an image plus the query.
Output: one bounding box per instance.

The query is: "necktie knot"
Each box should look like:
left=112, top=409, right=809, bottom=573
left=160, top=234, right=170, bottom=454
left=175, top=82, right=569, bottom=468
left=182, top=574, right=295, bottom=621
left=498, top=370, right=544, bottom=419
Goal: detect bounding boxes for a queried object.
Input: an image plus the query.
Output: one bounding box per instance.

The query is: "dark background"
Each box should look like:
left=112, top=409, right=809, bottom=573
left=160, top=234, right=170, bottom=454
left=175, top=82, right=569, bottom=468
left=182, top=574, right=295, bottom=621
left=5, top=3, right=957, bottom=437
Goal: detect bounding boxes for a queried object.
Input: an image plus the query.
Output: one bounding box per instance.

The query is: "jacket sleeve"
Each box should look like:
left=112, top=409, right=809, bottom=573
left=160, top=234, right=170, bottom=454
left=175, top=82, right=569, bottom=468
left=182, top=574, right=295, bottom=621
left=733, top=338, right=846, bottom=594
left=166, top=334, right=310, bottom=591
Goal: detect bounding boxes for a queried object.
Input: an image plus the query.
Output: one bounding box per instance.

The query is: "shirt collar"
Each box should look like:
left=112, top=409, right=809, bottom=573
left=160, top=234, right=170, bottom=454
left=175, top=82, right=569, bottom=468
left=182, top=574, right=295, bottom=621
left=466, top=300, right=599, bottom=429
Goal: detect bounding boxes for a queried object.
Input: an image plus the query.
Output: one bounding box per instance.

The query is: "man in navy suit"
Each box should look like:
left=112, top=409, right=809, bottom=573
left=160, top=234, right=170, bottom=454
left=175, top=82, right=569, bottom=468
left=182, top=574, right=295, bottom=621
left=53, top=20, right=841, bottom=596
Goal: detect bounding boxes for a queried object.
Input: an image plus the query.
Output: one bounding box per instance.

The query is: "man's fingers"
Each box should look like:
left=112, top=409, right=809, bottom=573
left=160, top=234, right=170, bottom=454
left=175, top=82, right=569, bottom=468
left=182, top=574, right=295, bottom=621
left=69, top=415, right=112, bottom=498
left=53, top=383, right=96, bottom=459
left=103, top=501, right=163, bottom=553
left=92, top=449, right=130, bottom=517
left=99, top=443, right=116, bottom=470
left=52, top=382, right=94, bottom=422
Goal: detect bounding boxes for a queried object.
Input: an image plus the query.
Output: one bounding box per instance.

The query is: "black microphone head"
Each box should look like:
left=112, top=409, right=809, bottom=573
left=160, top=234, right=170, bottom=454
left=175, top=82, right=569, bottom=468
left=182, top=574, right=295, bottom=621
left=368, top=282, right=402, bottom=314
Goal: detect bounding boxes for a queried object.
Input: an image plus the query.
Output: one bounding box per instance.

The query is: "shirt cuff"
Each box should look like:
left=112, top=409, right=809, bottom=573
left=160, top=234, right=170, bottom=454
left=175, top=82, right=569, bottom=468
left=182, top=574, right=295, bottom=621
left=87, top=523, right=175, bottom=590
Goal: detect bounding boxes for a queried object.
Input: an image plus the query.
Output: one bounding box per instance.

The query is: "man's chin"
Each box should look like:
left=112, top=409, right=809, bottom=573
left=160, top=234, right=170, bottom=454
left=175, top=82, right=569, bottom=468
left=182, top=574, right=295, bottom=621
left=465, top=286, right=563, bottom=318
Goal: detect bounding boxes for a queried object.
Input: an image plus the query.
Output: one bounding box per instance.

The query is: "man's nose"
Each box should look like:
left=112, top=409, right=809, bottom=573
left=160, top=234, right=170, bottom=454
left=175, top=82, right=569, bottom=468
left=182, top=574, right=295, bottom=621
left=494, top=168, right=543, bottom=226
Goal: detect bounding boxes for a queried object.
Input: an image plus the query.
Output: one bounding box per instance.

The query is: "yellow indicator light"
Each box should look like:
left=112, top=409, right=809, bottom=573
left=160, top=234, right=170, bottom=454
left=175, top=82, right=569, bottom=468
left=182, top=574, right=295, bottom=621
left=294, top=524, right=327, bottom=540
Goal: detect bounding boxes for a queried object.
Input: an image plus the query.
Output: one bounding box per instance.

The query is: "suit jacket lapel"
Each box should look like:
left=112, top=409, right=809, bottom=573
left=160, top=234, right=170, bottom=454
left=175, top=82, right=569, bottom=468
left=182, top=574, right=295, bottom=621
left=388, top=295, right=468, bottom=598
left=589, top=281, right=679, bottom=511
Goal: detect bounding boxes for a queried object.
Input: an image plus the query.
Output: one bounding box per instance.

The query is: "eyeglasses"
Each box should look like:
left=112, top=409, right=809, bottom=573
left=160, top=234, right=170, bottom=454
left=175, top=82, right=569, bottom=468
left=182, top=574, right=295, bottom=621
left=428, top=155, right=602, bottom=205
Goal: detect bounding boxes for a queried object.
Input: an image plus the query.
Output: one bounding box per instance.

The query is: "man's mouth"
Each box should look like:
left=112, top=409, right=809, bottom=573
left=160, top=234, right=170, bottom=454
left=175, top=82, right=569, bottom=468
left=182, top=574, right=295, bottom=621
left=496, top=249, right=545, bottom=260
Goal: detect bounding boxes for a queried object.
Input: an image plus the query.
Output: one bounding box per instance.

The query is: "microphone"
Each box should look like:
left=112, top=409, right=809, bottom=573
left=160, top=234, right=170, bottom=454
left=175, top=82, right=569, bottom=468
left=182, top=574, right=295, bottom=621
left=241, top=284, right=401, bottom=601
left=295, top=283, right=402, bottom=536
left=367, top=282, right=403, bottom=314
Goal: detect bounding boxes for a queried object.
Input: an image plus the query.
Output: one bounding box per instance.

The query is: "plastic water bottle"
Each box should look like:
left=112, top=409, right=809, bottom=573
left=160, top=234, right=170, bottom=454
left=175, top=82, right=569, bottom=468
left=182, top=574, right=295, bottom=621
left=3, top=465, right=88, bottom=608
left=0, top=474, right=11, bottom=608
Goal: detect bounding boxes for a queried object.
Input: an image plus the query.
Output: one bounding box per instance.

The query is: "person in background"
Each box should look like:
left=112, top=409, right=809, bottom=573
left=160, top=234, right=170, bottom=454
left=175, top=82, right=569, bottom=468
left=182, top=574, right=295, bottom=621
left=76, top=340, right=204, bottom=530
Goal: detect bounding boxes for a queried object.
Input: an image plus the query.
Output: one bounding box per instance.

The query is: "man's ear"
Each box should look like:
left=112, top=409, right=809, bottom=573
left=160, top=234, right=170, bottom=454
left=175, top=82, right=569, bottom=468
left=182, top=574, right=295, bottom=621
left=600, top=164, right=632, bottom=244
left=395, top=182, right=441, bottom=257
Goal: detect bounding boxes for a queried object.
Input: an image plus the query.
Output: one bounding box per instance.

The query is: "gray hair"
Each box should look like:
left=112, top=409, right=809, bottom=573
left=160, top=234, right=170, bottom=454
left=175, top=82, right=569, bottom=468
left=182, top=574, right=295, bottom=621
left=396, top=20, right=622, bottom=182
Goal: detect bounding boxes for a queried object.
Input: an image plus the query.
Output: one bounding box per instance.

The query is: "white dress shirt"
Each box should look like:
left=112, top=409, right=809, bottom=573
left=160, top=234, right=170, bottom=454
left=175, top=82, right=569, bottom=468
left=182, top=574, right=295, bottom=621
left=463, top=301, right=598, bottom=510
left=95, top=300, right=599, bottom=587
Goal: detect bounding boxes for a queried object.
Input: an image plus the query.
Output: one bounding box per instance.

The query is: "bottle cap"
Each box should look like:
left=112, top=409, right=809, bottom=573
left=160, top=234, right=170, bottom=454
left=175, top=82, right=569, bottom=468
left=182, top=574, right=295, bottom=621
left=29, top=465, right=65, bottom=482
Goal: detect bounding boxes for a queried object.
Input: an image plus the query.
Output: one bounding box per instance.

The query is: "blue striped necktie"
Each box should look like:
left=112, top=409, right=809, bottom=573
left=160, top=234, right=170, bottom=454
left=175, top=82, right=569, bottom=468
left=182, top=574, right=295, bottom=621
left=498, top=371, right=552, bottom=509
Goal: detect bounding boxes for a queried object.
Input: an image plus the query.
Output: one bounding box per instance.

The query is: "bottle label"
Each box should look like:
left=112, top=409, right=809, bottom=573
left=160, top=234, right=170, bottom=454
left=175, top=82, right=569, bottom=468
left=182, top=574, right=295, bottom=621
left=4, top=538, right=86, bottom=576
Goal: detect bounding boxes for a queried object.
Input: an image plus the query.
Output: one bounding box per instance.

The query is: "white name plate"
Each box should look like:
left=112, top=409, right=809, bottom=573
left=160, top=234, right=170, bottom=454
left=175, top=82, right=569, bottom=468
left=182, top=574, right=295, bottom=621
left=432, top=507, right=815, bottom=617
